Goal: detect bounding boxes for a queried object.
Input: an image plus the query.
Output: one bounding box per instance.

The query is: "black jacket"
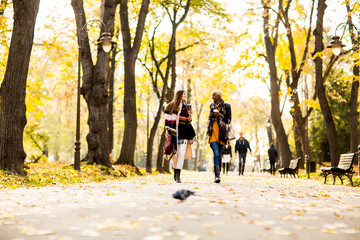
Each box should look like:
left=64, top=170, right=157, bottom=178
left=222, top=145, right=232, bottom=157
left=268, top=146, right=278, bottom=161
left=235, top=138, right=251, bottom=154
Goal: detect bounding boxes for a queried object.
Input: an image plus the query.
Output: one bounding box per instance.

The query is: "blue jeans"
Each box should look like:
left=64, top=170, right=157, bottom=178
left=210, top=141, right=224, bottom=166
left=239, top=153, right=247, bottom=174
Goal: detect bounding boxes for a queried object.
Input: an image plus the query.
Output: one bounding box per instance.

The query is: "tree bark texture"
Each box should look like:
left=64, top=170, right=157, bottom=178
left=108, top=47, right=116, bottom=156
left=314, top=0, right=340, bottom=166
left=0, top=0, right=40, bottom=175
left=116, top=0, right=150, bottom=166
left=293, top=117, right=304, bottom=159
left=262, top=0, right=293, bottom=167
left=71, top=0, right=117, bottom=168
left=156, top=130, right=166, bottom=173
left=346, top=1, right=359, bottom=153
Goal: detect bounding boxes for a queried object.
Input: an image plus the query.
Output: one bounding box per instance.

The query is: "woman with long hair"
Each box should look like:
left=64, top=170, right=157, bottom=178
left=164, top=90, right=195, bottom=183
left=207, top=90, right=231, bottom=183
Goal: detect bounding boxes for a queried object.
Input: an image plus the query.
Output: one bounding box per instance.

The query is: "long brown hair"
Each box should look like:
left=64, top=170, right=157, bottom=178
left=169, top=90, right=186, bottom=114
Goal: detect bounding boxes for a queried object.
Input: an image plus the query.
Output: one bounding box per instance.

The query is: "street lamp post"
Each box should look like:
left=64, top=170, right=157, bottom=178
left=74, top=20, right=116, bottom=171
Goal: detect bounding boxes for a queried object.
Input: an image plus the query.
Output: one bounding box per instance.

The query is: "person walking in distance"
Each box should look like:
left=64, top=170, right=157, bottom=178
left=235, top=132, right=252, bottom=175
left=222, top=141, right=232, bottom=174
left=268, top=143, right=278, bottom=175
left=207, top=90, right=232, bottom=183
left=164, top=90, right=195, bottom=183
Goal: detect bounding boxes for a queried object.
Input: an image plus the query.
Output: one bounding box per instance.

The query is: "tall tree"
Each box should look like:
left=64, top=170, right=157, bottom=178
left=313, top=0, right=340, bottom=166
left=71, top=0, right=117, bottom=167
left=0, top=0, right=41, bottom=175
left=142, top=0, right=191, bottom=173
left=261, top=0, right=293, bottom=167
left=115, top=0, right=150, bottom=166
left=345, top=1, right=359, bottom=153
left=279, top=0, right=315, bottom=167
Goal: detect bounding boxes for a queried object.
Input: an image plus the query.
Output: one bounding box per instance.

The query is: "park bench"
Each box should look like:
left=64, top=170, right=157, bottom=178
left=278, top=158, right=301, bottom=178
left=260, top=159, right=271, bottom=173
left=320, top=153, right=356, bottom=186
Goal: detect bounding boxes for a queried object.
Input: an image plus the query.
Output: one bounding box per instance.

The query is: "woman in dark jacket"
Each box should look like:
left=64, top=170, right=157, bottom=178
left=207, top=90, right=231, bottom=183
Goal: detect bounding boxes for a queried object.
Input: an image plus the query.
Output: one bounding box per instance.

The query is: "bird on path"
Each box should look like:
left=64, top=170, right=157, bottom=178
left=172, top=189, right=195, bottom=201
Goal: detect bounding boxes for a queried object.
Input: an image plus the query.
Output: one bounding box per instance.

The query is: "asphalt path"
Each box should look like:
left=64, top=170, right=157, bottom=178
left=0, top=172, right=360, bottom=240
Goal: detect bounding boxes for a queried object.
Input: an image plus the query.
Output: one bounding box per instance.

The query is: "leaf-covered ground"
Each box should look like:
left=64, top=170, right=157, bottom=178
left=0, top=171, right=360, bottom=240
left=0, top=163, right=143, bottom=189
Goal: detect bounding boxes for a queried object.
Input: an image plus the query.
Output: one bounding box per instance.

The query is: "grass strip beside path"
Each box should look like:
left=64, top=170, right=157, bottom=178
left=0, top=163, right=145, bottom=189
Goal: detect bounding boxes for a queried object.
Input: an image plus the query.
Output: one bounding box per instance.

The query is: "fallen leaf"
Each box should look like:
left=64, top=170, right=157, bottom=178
left=274, top=230, right=291, bottom=236
left=21, top=227, right=56, bottom=236
left=96, top=219, right=140, bottom=230
left=237, top=211, right=247, bottom=216
left=206, top=231, right=219, bottom=236
left=290, top=210, right=303, bottom=215
left=322, top=229, right=337, bottom=234
left=183, top=234, right=200, bottom=240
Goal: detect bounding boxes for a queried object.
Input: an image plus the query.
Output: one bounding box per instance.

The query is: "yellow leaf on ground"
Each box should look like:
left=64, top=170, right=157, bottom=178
left=322, top=229, right=337, bottom=234
left=206, top=231, right=219, bottom=236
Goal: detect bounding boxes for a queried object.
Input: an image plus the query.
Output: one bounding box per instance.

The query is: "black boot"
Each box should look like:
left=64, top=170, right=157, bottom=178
left=214, top=165, right=221, bottom=183
left=176, top=169, right=182, bottom=183
left=173, top=169, right=177, bottom=182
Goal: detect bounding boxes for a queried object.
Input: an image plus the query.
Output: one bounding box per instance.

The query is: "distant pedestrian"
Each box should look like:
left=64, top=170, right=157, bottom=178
left=222, top=141, right=232, bottom=174
left=235, top=132, right=252, bottom=175
left=164, top=90, right=196, bottom=183
left=207, top=90, right=232, bottom=183
left=268, top=143, right=278, bottom=175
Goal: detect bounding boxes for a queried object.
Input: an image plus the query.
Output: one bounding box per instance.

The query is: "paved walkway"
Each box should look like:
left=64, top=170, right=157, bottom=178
left=0, top=172, right=360, bottom=240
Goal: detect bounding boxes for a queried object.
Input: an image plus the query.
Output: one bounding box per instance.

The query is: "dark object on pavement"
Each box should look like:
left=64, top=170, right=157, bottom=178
left=172, top=189, right=195, bottom=200
left=279, top=157, right=301, bottom=178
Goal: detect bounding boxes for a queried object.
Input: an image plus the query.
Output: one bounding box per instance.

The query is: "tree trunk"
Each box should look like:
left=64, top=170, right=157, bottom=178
left=194, top=102, right=204, bottom=171
left=156, top=130, right=166, bottom=173
left=158, top=129, right=170, bottom=173
left=108, top=47, right=116, bottom=156
left=346, top=1, right=359, bottom=153
left=291, top=95, right=306, bottom=167
left=116, top=0, right=150, bottom=166
left=314, top=0, right=340, bottom=166
left=293, top=116, right=304, bottom=167
left=0, top=0, right=40, bottom=175
left=71, top=0, right=116, bottom=168
left=262, top=0, right=293, bottom=167
left=146, top=92, right=167, bottom=173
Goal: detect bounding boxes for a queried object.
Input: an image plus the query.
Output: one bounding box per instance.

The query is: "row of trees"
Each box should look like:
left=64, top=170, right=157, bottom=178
left=0, top=0, right=358, bottom=175
left=256, top=0, right=359, bottom=168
